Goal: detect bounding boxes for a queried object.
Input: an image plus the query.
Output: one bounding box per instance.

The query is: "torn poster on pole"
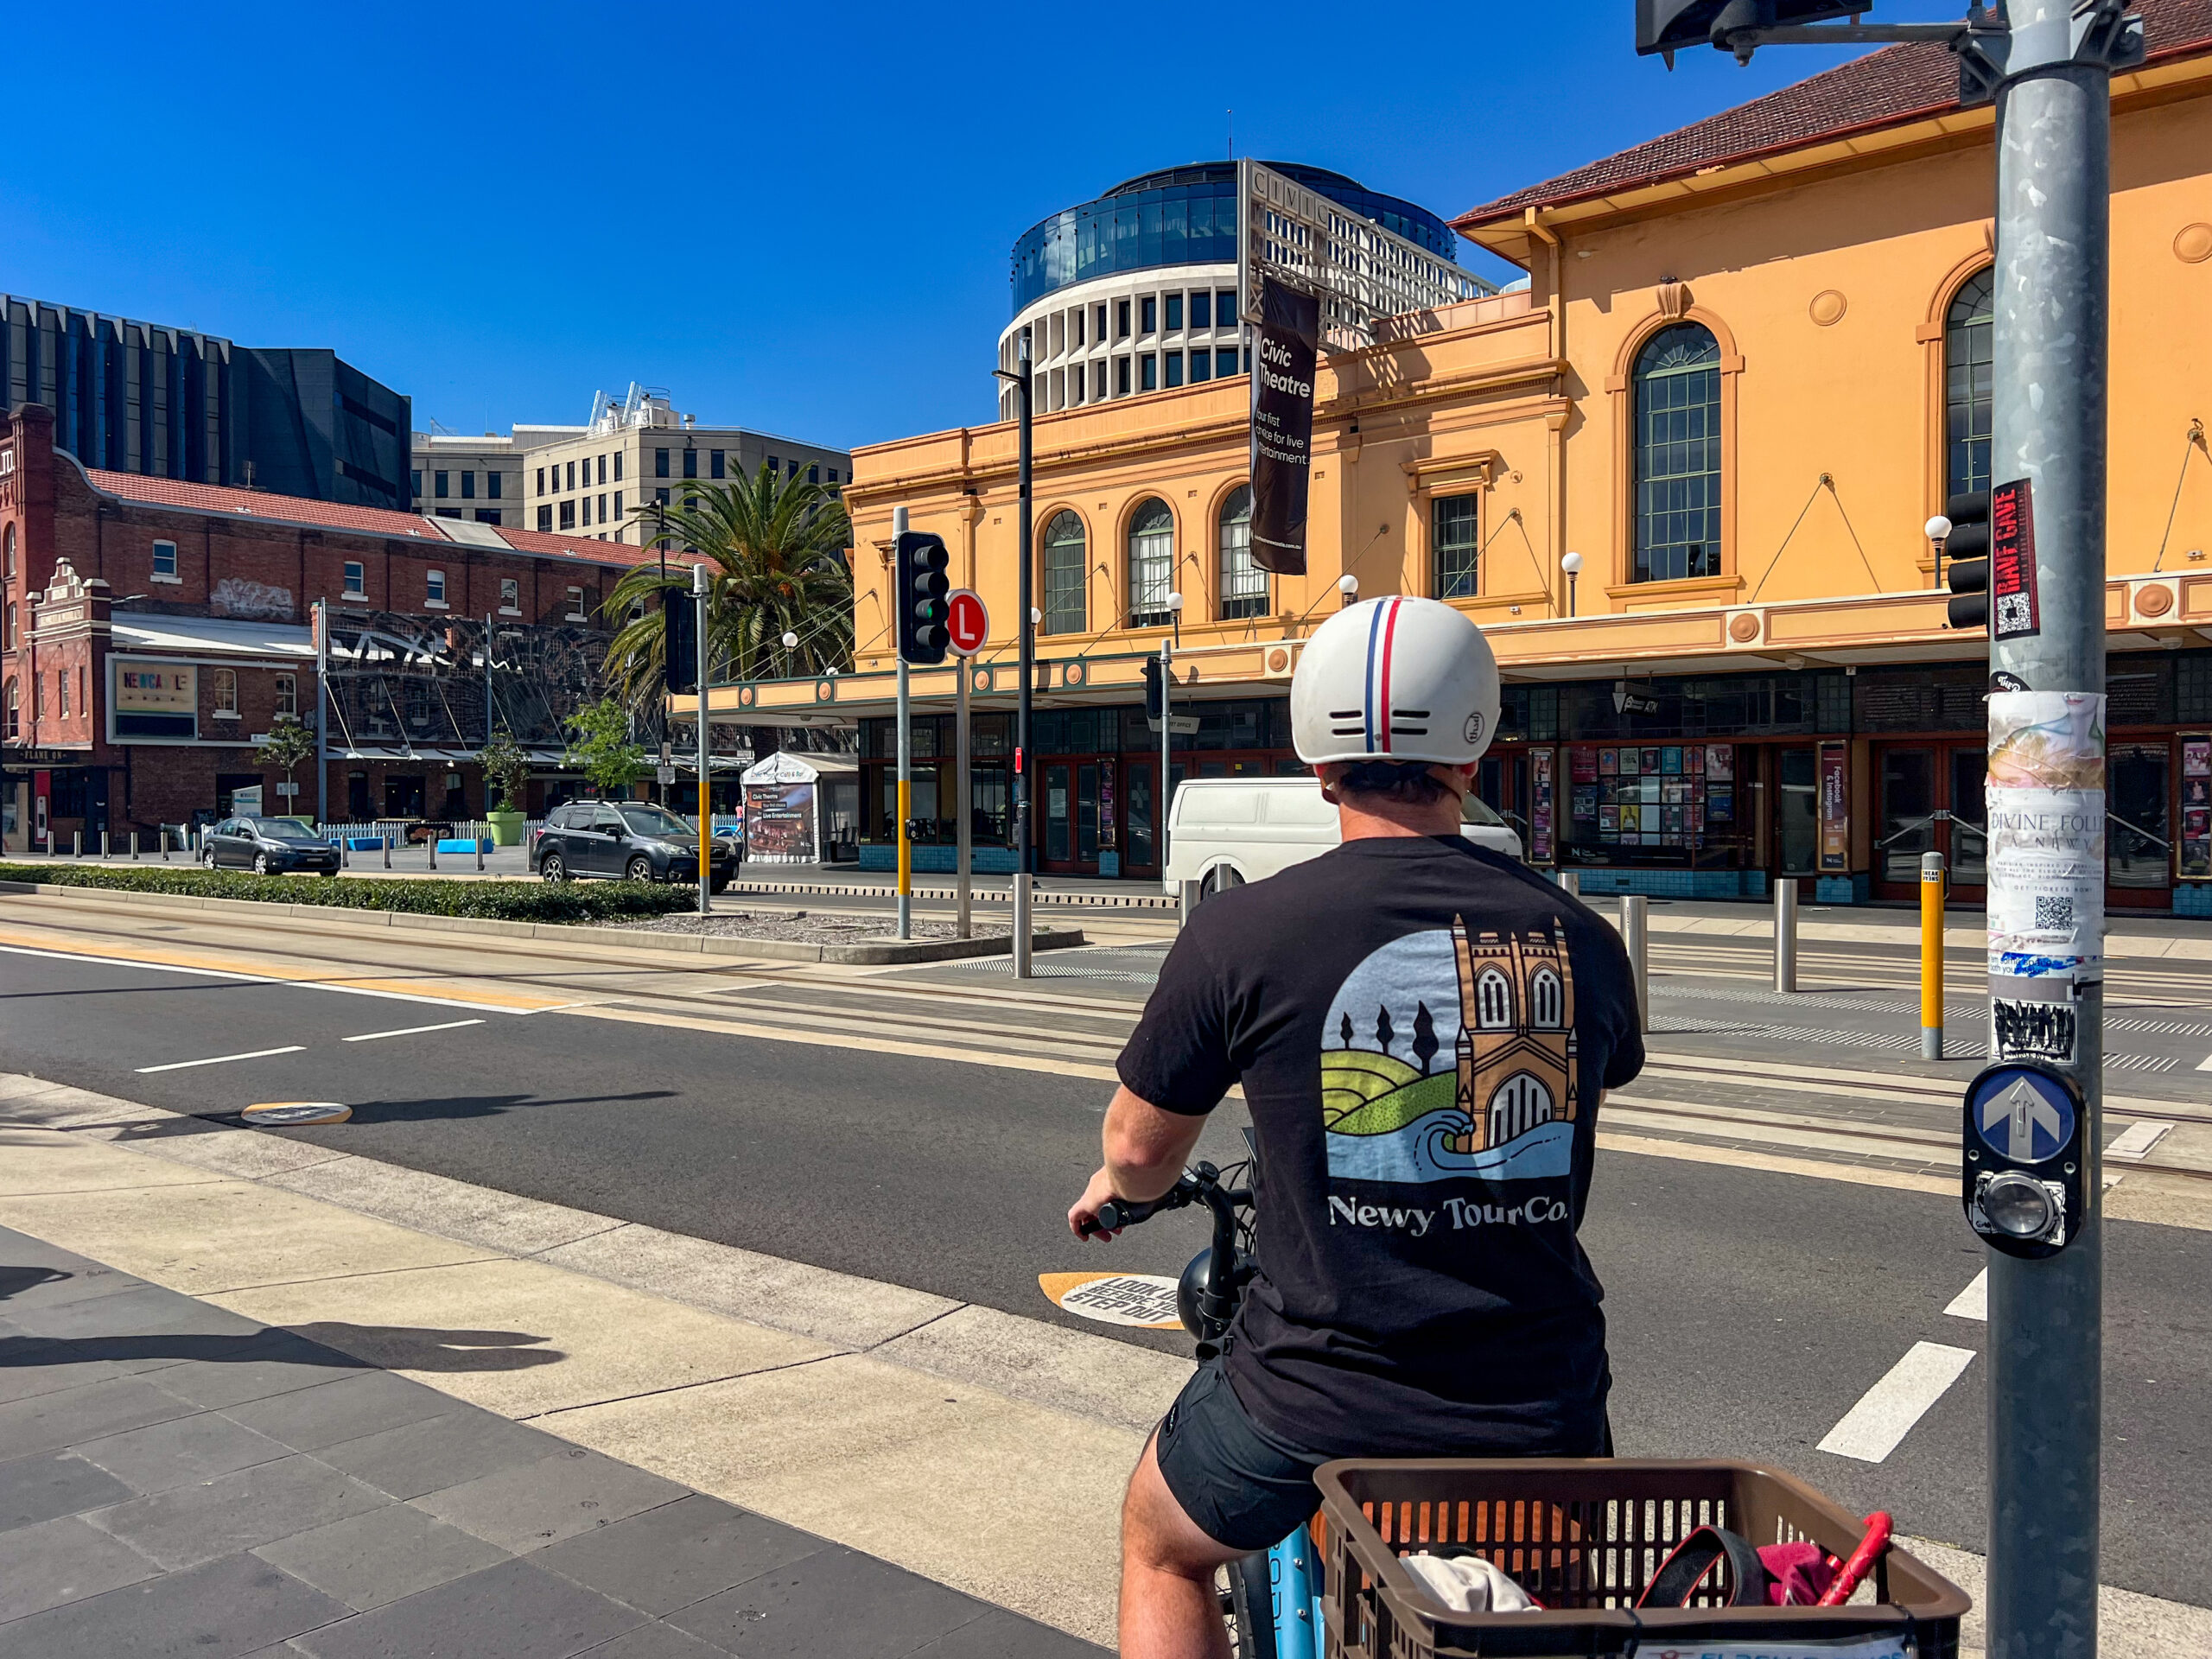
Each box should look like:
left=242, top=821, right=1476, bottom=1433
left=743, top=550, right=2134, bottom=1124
left=1986, top=691, right=2106, bottom=984
left=1249, top=275, right=1319, bottom=575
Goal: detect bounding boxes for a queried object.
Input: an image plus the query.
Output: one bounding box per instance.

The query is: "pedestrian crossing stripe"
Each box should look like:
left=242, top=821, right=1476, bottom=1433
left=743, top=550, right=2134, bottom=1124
left=1038, top=1271, right=1185, bottom=1330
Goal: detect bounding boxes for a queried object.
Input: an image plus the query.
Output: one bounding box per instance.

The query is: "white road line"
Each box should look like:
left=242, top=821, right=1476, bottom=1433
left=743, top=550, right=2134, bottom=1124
left=0, top=943, right=532, bottom=1014
left=1816, top=1342, right=1978, bottom=1463
left=1944, top=1269, right=1988, bottom=1321
left=342, top=1019, right=486, bottom=1043
left=136, top=1046, right=306, bottom=1074
left=2196, top=1050, right=2212, bottom=1072
left=2108, top=1120, right=2171, bottom=1160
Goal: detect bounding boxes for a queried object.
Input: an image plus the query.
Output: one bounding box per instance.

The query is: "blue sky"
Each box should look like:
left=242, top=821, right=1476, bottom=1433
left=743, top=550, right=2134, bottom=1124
left=3, top=3, right=1951, bottom=452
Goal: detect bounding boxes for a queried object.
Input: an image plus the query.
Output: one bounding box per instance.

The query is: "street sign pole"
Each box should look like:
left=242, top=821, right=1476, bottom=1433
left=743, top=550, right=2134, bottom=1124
left=313, top=599, right=328, bottom=831
left=893, top=505, right=912, bottom=941
left=694, top=561, right=711, bottom=918
left=1013, top=327, right=1034, bottom=979
left=1160, top=638, right=1173, bottom=894
left=1984, top=9, right=2136, bottom=1655
left=955, top=651, right=972, bottom=939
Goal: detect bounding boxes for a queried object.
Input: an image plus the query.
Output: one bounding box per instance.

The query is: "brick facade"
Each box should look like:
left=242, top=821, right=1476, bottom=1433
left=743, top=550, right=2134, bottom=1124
left=1, top=401, right=652, bottom=850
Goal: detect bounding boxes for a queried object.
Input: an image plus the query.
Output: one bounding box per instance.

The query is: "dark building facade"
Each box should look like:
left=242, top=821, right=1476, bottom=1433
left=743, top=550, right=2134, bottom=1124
left=1, top=294, right=410, bottom=510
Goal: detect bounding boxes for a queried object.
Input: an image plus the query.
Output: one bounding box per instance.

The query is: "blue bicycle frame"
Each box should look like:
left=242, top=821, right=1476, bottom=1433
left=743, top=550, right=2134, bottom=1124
left=1264, top=1526, right=1324, bottom=1659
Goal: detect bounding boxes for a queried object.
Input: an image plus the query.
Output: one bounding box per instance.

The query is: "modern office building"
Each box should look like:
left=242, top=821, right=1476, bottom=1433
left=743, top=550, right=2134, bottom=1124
left=411, top=424, right=583, bottom=525
left=522, top=385, right=849, bottom=545
left=1, top=294, right=411, bottom=508
left=998, top=162, right=1481, bottom=420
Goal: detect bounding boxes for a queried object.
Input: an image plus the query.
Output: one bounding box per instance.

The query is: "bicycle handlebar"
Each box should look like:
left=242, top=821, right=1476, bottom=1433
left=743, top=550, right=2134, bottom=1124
left=1080, top=1184, right=1190, bottom=1238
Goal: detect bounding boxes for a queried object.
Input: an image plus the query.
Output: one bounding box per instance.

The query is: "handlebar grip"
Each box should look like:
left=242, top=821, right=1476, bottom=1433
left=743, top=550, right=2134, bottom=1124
left=1080, top=1194, right=1164, bottom=1237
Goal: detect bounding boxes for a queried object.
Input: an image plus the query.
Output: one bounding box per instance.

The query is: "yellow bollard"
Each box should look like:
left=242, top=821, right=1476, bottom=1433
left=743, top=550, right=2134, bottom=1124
left=896, top=778, right=912, bottom=897
left=1920, top=850, right=1945, bottom=1058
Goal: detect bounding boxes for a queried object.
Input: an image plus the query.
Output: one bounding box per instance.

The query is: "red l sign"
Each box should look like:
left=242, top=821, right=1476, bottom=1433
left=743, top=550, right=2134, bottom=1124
left=945, top=588, right=989, bottom=656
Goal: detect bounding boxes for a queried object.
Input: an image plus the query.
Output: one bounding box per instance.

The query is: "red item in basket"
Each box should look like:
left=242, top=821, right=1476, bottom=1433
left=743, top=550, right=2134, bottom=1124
left=1758, top=1541, right=1839, bottom=1606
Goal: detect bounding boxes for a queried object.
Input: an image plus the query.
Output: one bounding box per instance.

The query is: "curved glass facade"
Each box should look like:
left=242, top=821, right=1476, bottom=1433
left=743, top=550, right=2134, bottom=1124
left=1010, top=162, right=1458, bottom=316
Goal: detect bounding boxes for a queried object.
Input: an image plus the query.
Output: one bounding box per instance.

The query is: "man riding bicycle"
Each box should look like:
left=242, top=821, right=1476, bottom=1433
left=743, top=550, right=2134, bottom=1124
left=1069, top=597, right=1645, bottom=1658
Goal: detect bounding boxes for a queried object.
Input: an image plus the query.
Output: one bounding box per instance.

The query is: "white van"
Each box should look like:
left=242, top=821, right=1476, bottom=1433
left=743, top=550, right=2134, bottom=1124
left=1163, top=775, right=1522, bottom=898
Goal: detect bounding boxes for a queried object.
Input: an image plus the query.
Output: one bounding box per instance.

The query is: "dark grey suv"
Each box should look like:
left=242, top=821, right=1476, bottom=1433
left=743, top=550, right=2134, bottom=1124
left=202, top=817, right=341, bottom=876
left=532, top=803, right=738, bottom=890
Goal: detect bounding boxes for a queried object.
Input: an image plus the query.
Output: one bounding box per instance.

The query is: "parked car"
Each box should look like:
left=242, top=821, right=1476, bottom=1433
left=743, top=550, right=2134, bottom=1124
left=201, top=817, right=341, bottom=877
left=1163, top=775, right=1522, bottom=899
left=531, top=802, right=738, bottom=891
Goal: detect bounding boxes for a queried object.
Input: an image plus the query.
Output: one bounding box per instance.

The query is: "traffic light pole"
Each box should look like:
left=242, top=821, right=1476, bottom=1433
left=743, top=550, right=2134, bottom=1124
left=695, top=561, right=711, bottom=918
left=1159, top=640, right=1173, bottom=896
left=1985, top=9, right=2133, bottom=1655
left=1013, top=327, right=1034, bottom=979
left=893, top=505, right=912, bottom=942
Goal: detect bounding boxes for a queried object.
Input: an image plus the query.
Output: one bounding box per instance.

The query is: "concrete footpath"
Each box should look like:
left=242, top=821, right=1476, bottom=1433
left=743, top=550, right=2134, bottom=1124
left=0, top=1224, right=1103, bottom=1658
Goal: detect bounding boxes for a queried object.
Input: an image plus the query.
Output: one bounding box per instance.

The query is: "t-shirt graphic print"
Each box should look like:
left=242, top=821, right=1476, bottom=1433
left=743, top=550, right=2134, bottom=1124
left=1322, top=918, right=1579, bottom=1192
left=1116, top=834, right=1643, bottom=1456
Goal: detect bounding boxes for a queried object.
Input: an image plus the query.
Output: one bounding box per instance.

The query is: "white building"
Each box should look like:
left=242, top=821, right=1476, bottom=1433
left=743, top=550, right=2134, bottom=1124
left=410, top=424, right=581, bottom=526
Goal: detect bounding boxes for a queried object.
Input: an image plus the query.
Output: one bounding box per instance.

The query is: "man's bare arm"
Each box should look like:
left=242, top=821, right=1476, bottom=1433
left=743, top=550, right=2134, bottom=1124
left=1067, top=1085, right=1209, bottom=1238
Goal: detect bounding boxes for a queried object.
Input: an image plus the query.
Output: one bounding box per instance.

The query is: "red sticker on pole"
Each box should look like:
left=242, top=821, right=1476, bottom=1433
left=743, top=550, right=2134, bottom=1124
left=945, top=588, right=990, bottom=657
left=1990, top=478, right=2040, bottom=640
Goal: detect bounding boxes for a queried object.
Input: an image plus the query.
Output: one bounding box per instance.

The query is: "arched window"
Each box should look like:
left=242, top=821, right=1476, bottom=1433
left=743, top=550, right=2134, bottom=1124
left=1633, top=322, right=1722, bottom=583
left=1476, top=967, right=1513, bottom=1030
left=1217, top=486, right=1265, bottom=620
left=1127, top=497, right=1175, bottom=627
left=1041, top=511, right=1086, bottom=635
left=213, top=668, right=238, bottom=715
left=1529, top=969, right=1564, bottom=1029
left=1488, top=1073, right=1554, bottom=1144
left=3, top=521, right=14, bottom=578
left=4, top=602, right=14, bottom=649
left=1945, top=269, right=1994, bottom=501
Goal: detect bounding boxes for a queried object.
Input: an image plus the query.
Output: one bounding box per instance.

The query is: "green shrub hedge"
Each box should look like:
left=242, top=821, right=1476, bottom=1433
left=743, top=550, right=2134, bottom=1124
left=0, top=862, right=696, bottom=923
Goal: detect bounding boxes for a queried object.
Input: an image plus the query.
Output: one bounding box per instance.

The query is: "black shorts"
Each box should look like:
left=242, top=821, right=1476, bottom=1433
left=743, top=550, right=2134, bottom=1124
left=1154, top=1360, right=1616, bottom=1555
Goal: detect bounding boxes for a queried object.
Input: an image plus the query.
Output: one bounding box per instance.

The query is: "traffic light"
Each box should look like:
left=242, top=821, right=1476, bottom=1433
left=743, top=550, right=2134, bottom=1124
left=1143, top=655, right=1165, bottom=720
left=664, top=589, right=699, bottom=694
left=1943, top=489, right=1993, bottom=633
left=895, top=531, right=950, bottom=665
left=1637, top=1, right=1866, bottom=60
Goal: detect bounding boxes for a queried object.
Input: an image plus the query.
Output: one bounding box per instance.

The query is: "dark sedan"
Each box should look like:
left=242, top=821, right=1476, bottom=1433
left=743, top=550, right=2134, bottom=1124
left=202, top=817, right=341, bottom=876
left=532, top=803, right=739, bottom=891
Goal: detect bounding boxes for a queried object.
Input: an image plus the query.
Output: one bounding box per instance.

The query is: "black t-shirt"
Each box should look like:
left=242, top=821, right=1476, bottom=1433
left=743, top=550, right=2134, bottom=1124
left=1118, top=835, right=1643, bottom=1455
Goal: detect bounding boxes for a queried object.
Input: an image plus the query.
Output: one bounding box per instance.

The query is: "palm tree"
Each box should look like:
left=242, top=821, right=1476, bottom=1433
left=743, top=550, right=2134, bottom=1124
left=602, top=461, right=854, bottom=708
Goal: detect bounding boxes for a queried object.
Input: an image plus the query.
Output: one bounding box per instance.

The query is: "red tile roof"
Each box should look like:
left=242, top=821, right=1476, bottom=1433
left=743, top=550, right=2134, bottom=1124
left=83, top=467, right=652, bottom=569
left=1454, top=0, right=2212, bottom=232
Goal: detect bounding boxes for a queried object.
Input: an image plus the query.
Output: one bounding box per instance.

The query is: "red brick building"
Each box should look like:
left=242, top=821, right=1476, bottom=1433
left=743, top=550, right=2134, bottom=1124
left=2, top=402, right=658, bottom=850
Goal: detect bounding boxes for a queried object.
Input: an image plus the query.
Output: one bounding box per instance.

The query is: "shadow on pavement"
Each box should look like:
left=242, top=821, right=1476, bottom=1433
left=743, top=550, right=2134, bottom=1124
left=0, top=1321, right=563, bottom=1374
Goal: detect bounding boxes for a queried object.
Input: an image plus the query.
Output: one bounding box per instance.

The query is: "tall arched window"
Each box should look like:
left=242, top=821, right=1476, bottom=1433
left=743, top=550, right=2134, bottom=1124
left=3, top=679, right=16, bottom=741
left=3, top=521, right=14, bottom=579
left=1530, top=969, right=1564, bottom=1029
left=1128, top=497, right=1175, bottom=627
left=1217, top=486, right=1264, bottom=620
left=1945, top=269, right=1994, bottom=501
left=1488, top=1073, right=1554, bottom=1144
left=1041, top=511, right=1086, bottom=635
left=1476, top=968, right=1513, bottom=1029
left=1632, top=322, right=1722, bottom=583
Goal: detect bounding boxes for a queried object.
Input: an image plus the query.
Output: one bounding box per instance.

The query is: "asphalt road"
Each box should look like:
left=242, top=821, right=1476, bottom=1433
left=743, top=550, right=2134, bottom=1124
left=3, top=944, right=2208, bottom=1606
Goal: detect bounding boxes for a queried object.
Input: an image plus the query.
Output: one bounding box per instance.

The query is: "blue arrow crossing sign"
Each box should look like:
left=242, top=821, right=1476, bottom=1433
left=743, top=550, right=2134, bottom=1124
left=1971, top=1068, right=2077, bottom=1164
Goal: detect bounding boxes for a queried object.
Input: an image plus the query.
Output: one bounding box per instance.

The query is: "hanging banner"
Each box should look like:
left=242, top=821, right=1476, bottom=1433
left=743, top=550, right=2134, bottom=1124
left=1986, top=691, right=2105, bottom=982
left=1249, top=275, right=1319, bottom=575
left=1818, top=741, right=1849, bottom=873
left=1990, top=477, right=2040, bottom=641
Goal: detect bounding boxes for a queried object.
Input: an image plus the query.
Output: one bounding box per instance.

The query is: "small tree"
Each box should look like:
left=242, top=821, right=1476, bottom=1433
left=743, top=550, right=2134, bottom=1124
left=254, top=715, right=318, bottom=818
left=1375, top=1004, right=1395, bottom=1058
left=563, top=698, right=647, bottom=798
left=480, top=728, right=530, bottom=813
left=1412, top=1002, right=1439, bottom=1076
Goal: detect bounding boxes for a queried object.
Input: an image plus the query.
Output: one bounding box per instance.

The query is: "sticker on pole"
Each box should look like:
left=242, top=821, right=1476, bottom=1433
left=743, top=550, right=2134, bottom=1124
left=1039, top=1271, right=1185, bottom=1330
left=241, top=1101, right=353, bottom=1127
left=945, top=588, right=990, bottom=657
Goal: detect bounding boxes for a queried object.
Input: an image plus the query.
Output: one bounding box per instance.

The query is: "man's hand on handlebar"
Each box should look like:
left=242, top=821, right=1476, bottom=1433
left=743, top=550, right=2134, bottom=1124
left=1069, top=1166, right=1128, bottom=1240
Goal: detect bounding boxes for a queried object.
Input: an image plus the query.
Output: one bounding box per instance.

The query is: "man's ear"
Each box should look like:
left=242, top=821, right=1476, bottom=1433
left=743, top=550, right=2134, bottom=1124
left=1316, top=762, right=1344, bottom=805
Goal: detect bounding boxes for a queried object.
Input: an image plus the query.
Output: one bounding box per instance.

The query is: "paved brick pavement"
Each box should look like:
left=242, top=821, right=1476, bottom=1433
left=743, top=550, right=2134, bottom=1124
left=0, top=1225, right=1106, bottom=1658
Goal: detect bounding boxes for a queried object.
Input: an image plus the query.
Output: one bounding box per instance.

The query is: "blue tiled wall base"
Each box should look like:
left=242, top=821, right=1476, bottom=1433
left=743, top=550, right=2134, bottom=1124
left=2174, top=883, right=2212, bottom=917
left=859, top=844, right=1019, bottom=874
left=1816, top=873, right=1872, bottom=905
left=1561, top=868, right=1768, bottom=899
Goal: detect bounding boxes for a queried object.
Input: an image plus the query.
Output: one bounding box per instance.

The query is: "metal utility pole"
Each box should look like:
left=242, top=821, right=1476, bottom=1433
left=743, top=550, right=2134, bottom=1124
left=955, top=651, right=972, bottom=938
left=1013, top=327, right=1035, bottom=978
left=313, top=599, right=328, bottom=829
left=694, top=561, right=711, bottom=918
left=1159, top=639, right=1173, bottom=893
left=893, top=505, right=912, bottom=941
left=1984, top=9, right=2136, bottom=1656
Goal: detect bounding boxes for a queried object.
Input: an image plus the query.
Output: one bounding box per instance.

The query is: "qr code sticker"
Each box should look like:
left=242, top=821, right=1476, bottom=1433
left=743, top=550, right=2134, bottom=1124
left=2036, top=894, right=2075, bottom=931
left=1997, top=593, right=2032, bottom=632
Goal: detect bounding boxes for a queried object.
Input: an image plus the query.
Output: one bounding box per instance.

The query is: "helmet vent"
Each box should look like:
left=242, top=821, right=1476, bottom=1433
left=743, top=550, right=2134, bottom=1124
left=1328, top=709, right=1362, bottom=719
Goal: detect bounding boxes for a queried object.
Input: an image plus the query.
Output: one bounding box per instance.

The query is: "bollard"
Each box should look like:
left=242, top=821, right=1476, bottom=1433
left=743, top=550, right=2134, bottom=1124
left=341, top=839, right=350, bottom=869
left=1774, top=878, right=1798, bottom=993
left=383, top=832, right=391, bottom=870
left=427, top=834, right=437, bottom=872
left=161, top=828, right=170, bottom=862
left=475, top=835, right=484, bottom=874
left=73, top=831, right=82, bottom=858
left=1559, top=870, right=1580, bottom=898
left=1921, top=850, right=1946, bottom=1059
left=129, top=832, right=138, bottom=861
left=100, top=831, right=110, bottom=860
left=1619, top=894, right=1649, bottom=1030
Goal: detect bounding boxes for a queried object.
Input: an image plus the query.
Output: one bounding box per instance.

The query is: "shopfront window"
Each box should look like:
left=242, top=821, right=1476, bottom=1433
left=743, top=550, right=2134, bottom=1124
left=1560, top=741, right=1745, bottom=869
left=1633, top=323, right=1722, bottom=582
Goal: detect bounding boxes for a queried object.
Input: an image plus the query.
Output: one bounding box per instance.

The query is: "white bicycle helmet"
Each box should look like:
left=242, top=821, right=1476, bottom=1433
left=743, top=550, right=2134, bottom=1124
left=1291, top=595, right=1501, bottom=767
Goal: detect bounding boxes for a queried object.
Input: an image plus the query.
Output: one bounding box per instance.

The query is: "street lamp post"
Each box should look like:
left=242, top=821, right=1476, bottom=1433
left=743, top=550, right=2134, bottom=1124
left=1924, top=512, right=1954, bottom=590
left=1562, top=550, right=1584, bottom=616
left=1337, top=574, right=1358, bottom=610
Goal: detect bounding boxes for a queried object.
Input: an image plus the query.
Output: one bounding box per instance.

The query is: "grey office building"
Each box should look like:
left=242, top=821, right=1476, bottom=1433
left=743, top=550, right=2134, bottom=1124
left=0, top=293, right=410, bottom=509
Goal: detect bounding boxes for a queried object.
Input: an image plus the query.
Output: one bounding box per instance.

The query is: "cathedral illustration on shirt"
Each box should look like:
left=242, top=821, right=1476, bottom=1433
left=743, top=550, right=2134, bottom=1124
left=1319, top=918, right=1578, bottom=1185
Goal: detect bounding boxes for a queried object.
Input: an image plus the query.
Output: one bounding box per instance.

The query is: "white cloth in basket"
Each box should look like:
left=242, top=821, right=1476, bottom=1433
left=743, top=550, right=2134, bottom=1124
left=1400, top=1553, right=1538, bottom=1614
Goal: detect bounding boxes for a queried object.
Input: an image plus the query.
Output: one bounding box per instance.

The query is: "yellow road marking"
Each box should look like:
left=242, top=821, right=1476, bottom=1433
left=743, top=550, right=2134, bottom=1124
left=0, top=928, right=569, bottom=1013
